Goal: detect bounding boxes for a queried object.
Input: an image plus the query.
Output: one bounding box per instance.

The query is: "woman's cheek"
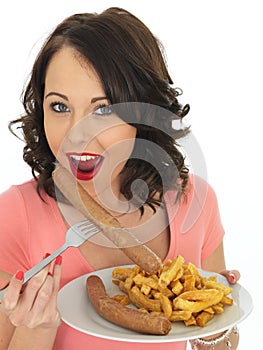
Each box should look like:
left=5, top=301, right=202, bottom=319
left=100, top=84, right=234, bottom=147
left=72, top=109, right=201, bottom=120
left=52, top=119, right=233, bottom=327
left=44, top=124, right=63, bottom=159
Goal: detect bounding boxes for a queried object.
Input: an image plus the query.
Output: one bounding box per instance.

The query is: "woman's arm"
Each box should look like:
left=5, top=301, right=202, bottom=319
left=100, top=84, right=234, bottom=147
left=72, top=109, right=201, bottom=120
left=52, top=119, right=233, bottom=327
left=0, top=315, right=57, bottom=350
left=201, top=242, right=226, bottom=273
left=0, top=312, right=15, bottom=349
left=6, top=326, right=58, bottom=350
left=202, top=242, right=240, bottom=284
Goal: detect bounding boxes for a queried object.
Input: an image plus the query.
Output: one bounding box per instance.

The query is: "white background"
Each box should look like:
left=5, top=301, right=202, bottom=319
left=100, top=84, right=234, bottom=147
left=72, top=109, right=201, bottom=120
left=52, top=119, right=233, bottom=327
left=0, top=1, right=261, bottom=348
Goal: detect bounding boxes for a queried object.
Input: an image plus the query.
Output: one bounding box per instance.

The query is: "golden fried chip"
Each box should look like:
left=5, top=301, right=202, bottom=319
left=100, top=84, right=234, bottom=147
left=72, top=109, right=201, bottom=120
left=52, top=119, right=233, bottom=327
left=112, top=267, right=135, bottom=280
left=155, top=293, right=173, bottom=319
left=204, top=280, right=232, bottom=296
left=187, top=262, right=200, bottom=276
left=203, top=307, right=215, bottom=314
left=184, top=315, right=197, bottom=326
left=133, top=274, right=159, bottom=289
left=169, top=310, right=192, bottom=322
left=177, top=289, right=222, bottom=302
left=158, top=255, right=185, bottom=288
left=212, top=304, right=224, bottom=314
left=112, top=294, right=130, bottom=305
left=221, top=295, right=234, bottom=305
left=141, top=284, right=151, bottom=296
left=173, top=290, right=224, bottom=313
left=196, top=311, right=214, bottom=327
left=183, top=275, right=196, bottom=292
left=128, top=285, right=161, bottom=312
left=171, top=279, right=184, bottom=295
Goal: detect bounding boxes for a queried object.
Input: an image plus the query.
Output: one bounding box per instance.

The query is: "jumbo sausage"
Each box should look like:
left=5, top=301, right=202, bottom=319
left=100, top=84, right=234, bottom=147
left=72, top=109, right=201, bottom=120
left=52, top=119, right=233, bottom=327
left=52, top=165, right=162, bottom=274
left=86, top=275, right=171, bottom=335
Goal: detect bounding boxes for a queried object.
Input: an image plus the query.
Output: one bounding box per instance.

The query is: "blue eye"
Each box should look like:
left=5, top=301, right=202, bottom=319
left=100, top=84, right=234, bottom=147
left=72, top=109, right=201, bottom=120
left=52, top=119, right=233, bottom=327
left=94, top=104, right=113, bottom=116
left=50, top=102, right=70, bottom=113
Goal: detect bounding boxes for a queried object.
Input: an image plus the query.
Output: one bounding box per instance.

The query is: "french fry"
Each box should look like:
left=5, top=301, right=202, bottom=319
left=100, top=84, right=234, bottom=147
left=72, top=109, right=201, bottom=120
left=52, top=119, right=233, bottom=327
left=112, top=267, right=135, bottom=280
left=221, top=295, right=234, bottom=306
left=204, top=279, right=232, bottom=296
left=187, top=262, right=200, bottom=276
left=171, top=279, right=184, bottom=295
left=212, top=304, right=224, bottom=314
left=176, top=289, right=222, bottom=302
left=158, top=255, right=185, bottom=288
left=133, top=274, right=159, bottom=289
left=128, top=285, right=161, bottom=312
left=173, top=290, right=224, bottom=313
left=183, top=275, right=196, bottom=292
left=169, top=310, right=192, bottom=322
left=155, top=293, right=173, bottom=319
left=141, top=284, right=151, bottom=296
left=196, top=311, right=214, bottom=327
left=112, top=294, right=130, bottom=305
left=203, top=307, right=215, bottom=315
left=123, top=276, right=134, bottom=291
left=184, top=315, right=197, bottom=326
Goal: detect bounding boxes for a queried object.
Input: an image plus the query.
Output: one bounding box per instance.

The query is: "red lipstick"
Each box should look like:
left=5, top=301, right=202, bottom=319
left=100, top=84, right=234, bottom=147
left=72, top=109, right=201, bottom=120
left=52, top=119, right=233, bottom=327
left=66, top=152, right=104, bottom=181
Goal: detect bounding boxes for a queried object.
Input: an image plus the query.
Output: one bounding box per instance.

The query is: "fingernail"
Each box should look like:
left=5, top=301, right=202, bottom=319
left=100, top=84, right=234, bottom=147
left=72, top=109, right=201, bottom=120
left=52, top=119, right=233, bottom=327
left=48, top=272, right=53, bottom=276
left=43, top=252, right=51, bottom=259
left=55, top=256, right=62, bottom=266
left=228, top=272, right=236, bottom=283
left=15, top=271, right=24, bottom=281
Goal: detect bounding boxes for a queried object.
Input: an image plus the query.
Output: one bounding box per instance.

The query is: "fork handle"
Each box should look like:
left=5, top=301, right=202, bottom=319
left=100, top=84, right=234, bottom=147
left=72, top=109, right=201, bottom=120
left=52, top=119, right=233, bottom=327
left=23, top=243, right=68, bottom=284
left=0, top=243, right=68, bottom=302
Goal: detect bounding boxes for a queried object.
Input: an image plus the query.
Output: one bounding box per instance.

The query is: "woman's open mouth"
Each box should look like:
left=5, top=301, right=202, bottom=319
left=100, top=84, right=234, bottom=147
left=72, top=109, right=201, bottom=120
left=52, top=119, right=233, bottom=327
left=66, top=152, right=104, bottom=181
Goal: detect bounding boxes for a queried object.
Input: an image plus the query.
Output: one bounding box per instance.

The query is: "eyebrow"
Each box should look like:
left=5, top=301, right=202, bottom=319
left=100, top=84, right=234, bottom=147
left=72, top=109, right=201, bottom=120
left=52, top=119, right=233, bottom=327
left=45, top=92, right=108, bottom=104
left=90, top=96, right=108, bottom=103
left=45, top=92, right=68, bottom=100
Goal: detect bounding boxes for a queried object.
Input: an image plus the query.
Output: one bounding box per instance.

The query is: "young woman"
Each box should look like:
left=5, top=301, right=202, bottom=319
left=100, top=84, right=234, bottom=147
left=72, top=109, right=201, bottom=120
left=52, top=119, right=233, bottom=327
left=0, top=7, right=239, bottom=350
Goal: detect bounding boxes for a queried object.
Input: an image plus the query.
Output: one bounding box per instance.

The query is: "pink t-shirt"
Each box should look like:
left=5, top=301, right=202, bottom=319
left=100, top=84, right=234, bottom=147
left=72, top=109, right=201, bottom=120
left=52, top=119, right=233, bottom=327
left=0, top=175, right=224, bottom=350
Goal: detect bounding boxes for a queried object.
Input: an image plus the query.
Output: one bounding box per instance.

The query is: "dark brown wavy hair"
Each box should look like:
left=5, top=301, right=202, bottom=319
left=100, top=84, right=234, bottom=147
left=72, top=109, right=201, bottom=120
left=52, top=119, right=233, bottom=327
left=9, top=7, right=190, bottom=212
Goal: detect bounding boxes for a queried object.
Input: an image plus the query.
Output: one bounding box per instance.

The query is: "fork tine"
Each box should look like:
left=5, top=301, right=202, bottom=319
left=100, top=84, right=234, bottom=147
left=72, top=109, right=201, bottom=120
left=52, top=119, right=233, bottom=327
left=77, top=220, right=101, bottom=236
left=84, top=227, right=100, bottom=235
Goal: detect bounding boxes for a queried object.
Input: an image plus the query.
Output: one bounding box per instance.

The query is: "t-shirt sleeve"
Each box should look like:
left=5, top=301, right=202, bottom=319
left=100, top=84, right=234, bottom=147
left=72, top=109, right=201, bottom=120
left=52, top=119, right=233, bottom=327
left=201, top=182, right=225, bottom=260
left=0, top=186, right=31, bottom=275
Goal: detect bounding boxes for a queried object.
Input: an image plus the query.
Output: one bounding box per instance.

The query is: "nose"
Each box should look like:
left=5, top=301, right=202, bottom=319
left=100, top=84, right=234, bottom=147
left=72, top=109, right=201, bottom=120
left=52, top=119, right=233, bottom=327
left=66, top=114, right=95, bottom=146
left=67, top=117, right=86, bottom=143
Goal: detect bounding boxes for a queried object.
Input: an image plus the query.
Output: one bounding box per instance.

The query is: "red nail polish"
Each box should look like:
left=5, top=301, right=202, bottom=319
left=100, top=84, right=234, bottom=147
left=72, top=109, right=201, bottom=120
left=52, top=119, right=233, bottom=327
left=15, top=271, right=24, bottom=281
left=44, top=252, right=51, bottom=259
left=228, top=272, right=236, bottom=283
left=55, top=256, right=62, bottom=266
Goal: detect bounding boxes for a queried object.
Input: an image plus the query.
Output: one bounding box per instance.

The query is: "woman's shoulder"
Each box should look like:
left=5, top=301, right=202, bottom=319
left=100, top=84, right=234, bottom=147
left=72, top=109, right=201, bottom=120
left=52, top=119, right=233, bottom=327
left=165, top=173, right=220, bottom=218
left=0, top=179, right=51, bottom=208
left=187, top=173, right=218, bottom=200
left=166, top=173, right=217, bottom=201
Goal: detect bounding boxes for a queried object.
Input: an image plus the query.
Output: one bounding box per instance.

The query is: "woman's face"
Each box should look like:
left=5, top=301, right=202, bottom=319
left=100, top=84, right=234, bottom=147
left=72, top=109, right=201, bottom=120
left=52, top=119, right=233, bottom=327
left=43, top=47, right=136, bottom=199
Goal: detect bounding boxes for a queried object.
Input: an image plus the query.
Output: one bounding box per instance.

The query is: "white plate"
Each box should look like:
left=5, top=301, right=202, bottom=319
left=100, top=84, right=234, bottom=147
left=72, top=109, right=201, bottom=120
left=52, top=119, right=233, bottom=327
left=57, top=266, right=253, bottom=342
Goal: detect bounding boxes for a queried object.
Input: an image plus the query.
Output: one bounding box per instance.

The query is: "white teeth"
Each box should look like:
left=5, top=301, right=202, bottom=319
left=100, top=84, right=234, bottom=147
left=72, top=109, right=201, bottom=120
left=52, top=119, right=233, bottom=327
left=70, top=155, right=98, bottom=161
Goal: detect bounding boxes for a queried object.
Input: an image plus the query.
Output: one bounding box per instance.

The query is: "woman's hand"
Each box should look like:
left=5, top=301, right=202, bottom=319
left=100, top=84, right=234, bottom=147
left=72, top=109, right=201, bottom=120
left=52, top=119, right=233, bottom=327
left=0, top=255, right=62, bottom=329
left=219, top=269, right=240, bottom=284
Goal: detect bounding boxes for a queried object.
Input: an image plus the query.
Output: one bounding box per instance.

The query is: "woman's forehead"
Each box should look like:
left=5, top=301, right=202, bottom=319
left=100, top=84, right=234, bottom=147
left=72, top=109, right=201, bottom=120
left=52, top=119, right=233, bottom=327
left=44, top=47, right=104, bottom=95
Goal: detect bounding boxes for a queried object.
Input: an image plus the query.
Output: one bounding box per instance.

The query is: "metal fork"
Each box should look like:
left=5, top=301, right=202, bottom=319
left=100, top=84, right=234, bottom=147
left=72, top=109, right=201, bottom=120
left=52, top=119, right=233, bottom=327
left=0, top=219, right=101, bottom=302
